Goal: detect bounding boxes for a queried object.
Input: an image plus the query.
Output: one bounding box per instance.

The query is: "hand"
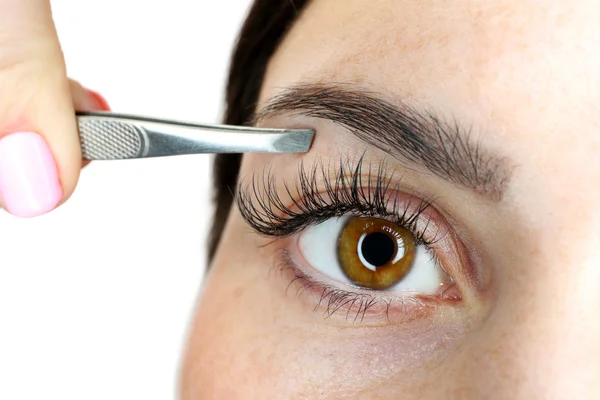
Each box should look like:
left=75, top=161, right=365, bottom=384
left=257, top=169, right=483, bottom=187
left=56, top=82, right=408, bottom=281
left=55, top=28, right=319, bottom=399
left=0, top=0, right=109, bottom=218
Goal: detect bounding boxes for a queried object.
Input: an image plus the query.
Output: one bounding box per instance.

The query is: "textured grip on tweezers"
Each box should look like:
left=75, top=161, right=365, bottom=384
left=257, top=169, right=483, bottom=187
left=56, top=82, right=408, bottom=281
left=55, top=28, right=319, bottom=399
left=79, top=119, right=148, bottom=160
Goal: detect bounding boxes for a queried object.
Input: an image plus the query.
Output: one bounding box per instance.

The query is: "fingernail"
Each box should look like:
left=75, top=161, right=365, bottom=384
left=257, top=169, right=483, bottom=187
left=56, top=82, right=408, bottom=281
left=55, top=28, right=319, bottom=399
left=86, top=89, right=111, bottom=111
left=0, top=132, right=62, bottom=218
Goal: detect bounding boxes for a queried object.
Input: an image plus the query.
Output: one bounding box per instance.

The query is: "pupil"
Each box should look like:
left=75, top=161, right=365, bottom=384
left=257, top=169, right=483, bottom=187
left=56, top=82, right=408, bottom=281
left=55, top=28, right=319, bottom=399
left=360, top=232, right=396, bottom=267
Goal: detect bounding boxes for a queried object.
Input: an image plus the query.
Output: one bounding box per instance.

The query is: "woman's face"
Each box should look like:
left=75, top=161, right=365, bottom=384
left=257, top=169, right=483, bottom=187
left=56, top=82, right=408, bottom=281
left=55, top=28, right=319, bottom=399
left=182, top=1, right=600, bottom=398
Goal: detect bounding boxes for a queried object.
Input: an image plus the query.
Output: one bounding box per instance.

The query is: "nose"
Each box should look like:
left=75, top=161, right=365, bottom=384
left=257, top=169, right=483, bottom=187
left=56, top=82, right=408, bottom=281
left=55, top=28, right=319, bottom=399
left=453, top=250, right=600, bottom=399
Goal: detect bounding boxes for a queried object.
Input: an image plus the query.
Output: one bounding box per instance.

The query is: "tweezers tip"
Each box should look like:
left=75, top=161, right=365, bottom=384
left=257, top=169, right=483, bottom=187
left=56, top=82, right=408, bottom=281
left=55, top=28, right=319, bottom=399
left=274, top=129, right=315, bottom=153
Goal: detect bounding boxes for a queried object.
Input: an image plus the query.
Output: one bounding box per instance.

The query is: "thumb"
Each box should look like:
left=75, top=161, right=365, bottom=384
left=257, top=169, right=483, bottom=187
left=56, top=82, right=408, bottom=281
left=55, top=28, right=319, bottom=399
left=0, top=0, right=80, bottom=217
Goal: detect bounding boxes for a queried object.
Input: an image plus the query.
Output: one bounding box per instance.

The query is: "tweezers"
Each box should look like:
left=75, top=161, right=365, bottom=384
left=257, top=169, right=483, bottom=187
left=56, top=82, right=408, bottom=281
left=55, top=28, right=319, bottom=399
left=76, top=111, right=315, bottom=160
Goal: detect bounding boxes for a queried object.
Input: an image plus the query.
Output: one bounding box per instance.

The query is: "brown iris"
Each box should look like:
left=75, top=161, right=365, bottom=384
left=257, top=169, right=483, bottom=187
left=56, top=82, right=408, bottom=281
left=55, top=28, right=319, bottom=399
left=337, top=217, right=416, bottom=289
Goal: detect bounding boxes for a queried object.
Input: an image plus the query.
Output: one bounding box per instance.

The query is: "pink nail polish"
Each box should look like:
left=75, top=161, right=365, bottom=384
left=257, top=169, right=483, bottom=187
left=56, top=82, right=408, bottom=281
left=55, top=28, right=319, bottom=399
left=0, top=132, right=63, bottom=217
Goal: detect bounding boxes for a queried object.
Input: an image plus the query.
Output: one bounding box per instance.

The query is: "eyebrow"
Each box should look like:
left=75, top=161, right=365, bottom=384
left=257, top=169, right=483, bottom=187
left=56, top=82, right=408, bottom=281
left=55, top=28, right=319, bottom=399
left=254, top=84, right=511, bottom=201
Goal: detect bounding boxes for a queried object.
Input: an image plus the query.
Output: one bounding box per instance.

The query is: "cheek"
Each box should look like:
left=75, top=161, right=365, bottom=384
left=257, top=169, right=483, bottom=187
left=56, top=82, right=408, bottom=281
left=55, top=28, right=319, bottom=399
left=180, top=214, right=298, bottom=398
left=180, top=212, right=472, bottom=399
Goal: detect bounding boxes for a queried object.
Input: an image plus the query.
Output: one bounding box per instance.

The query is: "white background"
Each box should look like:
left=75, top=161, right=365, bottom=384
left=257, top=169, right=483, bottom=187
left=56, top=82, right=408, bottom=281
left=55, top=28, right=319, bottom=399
left=0, top=1, right=252, bottom=398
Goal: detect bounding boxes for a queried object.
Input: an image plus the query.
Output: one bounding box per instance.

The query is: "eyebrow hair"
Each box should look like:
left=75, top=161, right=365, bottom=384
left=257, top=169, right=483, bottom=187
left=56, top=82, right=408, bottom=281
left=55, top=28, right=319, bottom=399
left=253, top=84, right=510, bottom=201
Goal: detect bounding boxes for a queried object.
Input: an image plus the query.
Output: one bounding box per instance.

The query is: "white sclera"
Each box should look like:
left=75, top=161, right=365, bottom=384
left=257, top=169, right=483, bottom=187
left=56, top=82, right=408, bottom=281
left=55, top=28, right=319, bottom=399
left=298, top=216, right=444, bottom=294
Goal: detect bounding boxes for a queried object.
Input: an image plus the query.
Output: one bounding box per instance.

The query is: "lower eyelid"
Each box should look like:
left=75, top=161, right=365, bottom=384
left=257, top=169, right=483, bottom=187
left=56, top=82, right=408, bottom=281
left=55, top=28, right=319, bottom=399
left=276, top=245, right=460, bottom=327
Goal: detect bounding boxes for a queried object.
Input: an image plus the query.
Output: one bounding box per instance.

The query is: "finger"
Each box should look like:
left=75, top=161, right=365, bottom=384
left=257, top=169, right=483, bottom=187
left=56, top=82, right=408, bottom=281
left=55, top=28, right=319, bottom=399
left=0, top=0, right=79, bottom=217
left=70, top=79, right=111, bottom=113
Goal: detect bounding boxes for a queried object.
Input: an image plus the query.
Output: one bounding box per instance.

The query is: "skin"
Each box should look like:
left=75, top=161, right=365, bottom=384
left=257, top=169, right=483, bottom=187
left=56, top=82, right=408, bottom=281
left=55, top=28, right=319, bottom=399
left=181, top=0, right=600, bottom=399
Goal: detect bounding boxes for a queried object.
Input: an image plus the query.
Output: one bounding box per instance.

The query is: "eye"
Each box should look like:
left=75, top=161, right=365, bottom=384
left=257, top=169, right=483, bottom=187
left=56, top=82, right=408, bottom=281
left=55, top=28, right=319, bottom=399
left=298, top=216, right=447, bottom=294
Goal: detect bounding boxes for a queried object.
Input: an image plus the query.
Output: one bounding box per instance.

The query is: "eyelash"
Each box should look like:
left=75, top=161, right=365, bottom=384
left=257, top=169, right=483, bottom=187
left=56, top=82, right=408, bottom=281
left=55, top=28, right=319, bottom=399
left=237, top=156, right=441, bottom=245
left=276, top=249, right=438, bottom=324
left=236, top=156, right=453, bottom=322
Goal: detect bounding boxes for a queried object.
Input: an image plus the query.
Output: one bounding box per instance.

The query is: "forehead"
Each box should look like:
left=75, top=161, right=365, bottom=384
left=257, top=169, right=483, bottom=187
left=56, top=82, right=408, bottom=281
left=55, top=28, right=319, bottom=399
left=260, top=0, right=600, bottom=159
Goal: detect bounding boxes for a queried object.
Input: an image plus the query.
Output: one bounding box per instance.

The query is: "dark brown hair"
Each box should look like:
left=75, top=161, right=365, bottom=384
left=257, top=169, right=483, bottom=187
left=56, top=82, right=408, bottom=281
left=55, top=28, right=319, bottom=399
left=208, top=0, right=310, bottom=261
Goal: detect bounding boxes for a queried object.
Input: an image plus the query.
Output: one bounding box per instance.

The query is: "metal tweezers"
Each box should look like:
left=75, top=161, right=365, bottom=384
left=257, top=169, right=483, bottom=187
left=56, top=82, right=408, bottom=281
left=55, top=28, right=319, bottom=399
left=76, top=111, right=315, bottom=160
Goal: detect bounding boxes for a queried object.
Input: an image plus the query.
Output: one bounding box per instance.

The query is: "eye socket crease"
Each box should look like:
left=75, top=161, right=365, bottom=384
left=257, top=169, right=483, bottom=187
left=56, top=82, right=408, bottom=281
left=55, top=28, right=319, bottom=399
left=253, top=83, right=513, bottom=202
